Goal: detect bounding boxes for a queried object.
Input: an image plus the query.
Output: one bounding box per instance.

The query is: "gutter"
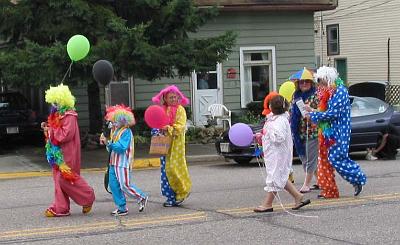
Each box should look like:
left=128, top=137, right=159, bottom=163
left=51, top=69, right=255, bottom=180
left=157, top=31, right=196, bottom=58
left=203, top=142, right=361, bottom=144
left=196, top=0, right=338, bottom=11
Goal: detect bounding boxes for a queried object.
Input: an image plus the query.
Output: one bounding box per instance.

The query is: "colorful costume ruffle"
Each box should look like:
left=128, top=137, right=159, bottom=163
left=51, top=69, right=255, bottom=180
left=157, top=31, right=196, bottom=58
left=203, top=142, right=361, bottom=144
left=44, top=84, right=95, bottom=216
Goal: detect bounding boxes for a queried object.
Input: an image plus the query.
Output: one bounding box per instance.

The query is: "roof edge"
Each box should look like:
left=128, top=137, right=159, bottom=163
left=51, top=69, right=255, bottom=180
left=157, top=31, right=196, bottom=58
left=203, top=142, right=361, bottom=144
left=196, top=0, right=338, bottom=11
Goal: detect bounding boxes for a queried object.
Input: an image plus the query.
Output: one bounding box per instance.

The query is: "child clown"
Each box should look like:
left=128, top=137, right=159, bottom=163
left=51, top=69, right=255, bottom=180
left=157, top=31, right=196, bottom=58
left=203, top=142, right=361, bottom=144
left=100, top=105, right=149, bottom=216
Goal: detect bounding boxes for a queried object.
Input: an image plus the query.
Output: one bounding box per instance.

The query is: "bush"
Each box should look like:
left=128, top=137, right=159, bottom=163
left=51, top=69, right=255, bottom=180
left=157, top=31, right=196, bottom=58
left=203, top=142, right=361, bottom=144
left=230, top=102, right=263, bottom=125
left=186, top=126, right=224, bottom=144
left=236, top=111, right=262, bottom=125
left=246, top=101, right=263, bottom=117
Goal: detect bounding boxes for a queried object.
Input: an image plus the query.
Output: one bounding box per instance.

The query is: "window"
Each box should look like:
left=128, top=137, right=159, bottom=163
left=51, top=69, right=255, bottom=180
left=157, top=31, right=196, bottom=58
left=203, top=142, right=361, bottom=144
left=326, top=24, right=340, bottom=56
left=105, top=81, right=132, bottom=107
left=240, top=47, right=276, bottom=108
left=350, top=97, right=388, bottom=117
left=196, top=71, right=217, bottom=90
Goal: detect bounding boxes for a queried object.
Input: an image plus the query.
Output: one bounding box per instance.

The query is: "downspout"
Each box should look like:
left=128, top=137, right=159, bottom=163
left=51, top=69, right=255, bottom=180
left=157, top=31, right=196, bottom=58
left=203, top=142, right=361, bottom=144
left=387, top=37, right=390, bottom=85
left=386, top=37, right=391, bottom=103
left=320, top=11, right=324, bottom=66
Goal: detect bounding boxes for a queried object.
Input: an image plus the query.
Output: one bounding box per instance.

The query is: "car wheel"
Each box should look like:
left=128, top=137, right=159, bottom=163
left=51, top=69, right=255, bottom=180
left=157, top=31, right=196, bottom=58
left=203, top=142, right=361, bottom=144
left=233, top=156, right=253, bottom=164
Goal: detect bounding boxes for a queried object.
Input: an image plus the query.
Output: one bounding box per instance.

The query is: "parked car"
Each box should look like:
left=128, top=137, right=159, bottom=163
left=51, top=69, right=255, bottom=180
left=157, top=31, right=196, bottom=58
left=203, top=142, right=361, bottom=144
left=0, top=91, right=43, bottom=143
left=215, top=96, right=400, bottom=164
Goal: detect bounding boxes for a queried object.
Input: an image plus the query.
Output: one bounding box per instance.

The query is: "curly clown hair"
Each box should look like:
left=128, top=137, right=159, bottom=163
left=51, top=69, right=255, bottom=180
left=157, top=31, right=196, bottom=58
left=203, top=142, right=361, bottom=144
left=105, top=104, right=135, bottom=127
left=151, top=85, right=189, bottom=106
left=45, top=84, right=75, bottom=109
left=314, top=66, right=339, bottom=87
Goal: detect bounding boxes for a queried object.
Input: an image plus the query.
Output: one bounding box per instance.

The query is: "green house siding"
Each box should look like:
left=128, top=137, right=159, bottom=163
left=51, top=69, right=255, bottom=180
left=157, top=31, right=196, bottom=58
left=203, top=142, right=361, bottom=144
left=191, top=11, right=316, bottom=111
left=112, top=11, right=316, bottom=118
left=134, top=78, right=191, bottom=109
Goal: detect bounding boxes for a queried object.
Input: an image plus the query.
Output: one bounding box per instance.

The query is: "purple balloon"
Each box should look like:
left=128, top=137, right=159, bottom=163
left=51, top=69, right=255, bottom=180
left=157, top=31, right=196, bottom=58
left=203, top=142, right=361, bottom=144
left=228, top=123, right=254, bottom=147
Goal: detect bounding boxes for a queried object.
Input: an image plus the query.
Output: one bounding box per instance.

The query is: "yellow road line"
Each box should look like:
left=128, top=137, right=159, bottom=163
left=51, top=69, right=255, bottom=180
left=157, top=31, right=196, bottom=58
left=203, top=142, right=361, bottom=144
left=0, top=212, right=206, bottom=239
left=218, top=193, right=400, bottom=214
left=0, top=159, right=161, bottom=180
left=0, top=171, right=51, bottom=179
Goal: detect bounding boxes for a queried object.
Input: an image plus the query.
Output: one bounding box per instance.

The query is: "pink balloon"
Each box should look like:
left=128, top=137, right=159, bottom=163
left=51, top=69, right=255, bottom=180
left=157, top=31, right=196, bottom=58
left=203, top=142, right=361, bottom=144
left=144, top=105, right=169, bottom=129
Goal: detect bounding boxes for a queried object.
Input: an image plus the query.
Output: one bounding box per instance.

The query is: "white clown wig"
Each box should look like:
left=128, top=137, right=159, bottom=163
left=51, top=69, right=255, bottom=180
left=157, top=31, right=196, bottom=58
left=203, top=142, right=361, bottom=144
left=314, top=66, right=338, bottom=86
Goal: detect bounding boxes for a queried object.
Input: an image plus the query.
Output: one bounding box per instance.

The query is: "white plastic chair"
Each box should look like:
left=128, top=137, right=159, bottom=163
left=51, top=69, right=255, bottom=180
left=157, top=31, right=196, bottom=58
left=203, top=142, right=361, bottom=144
left=207, top=104, right=232, bottom=129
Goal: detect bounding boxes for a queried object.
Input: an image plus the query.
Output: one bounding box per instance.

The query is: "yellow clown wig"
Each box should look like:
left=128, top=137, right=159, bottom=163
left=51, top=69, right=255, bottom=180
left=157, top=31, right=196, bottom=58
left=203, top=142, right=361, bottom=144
left=45, top=84, right=75, bottom=109
left=105, top=104, right=136, bottom=127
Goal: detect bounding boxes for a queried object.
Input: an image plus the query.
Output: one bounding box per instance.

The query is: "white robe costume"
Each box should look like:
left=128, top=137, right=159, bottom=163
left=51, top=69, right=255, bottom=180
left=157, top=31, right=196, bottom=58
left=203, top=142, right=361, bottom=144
left=262, top=112, right=293, bottom=192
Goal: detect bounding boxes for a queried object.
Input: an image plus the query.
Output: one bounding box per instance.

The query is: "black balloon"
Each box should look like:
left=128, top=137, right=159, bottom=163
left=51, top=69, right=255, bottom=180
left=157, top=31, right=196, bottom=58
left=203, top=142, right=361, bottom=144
left=92, top=59, right=114, bottom=86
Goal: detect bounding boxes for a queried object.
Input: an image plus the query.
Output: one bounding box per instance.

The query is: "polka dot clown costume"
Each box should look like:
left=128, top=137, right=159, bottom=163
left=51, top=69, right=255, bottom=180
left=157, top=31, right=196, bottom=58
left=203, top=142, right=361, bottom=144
left=104, top=105, right=148, bottom=216
left=309, top=66, right=367, bottom=197
left=152, top=85, right=192, bottom=207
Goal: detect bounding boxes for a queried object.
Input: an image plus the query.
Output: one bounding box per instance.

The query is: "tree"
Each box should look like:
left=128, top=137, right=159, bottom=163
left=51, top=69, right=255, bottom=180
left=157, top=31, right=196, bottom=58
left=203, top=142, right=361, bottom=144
left=0, top=0, right=236, bottom=133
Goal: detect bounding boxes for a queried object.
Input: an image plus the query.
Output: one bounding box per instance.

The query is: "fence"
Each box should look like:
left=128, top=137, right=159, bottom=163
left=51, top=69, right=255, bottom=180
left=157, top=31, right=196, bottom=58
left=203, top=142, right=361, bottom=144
left=386, top=85, right=400, bottom=105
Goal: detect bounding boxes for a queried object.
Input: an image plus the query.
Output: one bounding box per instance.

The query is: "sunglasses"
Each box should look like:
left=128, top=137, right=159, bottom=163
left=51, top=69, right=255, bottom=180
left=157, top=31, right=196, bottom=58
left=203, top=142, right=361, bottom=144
left=298, top=80, right=312, bottom=85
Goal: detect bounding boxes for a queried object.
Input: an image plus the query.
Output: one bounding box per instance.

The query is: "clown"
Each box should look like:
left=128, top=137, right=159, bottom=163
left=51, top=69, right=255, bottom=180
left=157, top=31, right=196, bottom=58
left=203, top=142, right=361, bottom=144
left=100, top=104, right=148, bottom=216
left=42, top=84, right=95, bottom=217
left=152, top=85, right=192, bottom=207
left=290, top=72, right=319, bottom=194
left=308, top=66, right=367, bottom=197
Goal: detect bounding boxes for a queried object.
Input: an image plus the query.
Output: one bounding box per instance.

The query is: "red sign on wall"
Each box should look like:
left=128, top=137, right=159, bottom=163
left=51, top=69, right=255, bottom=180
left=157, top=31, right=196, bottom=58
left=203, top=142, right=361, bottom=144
left=227, top=68, right=237, bottom=79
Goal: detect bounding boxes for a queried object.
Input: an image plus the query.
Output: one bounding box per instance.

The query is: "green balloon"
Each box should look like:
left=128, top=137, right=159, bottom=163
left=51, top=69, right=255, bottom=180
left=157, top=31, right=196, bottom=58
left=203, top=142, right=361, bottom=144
left=67, top=34, right=90, bottom=61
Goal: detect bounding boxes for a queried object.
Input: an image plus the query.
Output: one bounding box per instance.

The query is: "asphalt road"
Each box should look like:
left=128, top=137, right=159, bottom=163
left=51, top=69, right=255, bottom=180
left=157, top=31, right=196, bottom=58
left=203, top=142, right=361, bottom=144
left=0, top=158, right=399, bottom=244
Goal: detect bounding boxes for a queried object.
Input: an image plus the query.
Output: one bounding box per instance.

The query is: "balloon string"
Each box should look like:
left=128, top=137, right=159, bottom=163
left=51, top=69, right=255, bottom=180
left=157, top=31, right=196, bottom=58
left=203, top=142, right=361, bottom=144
left=60, top=61, right=73, bottom=84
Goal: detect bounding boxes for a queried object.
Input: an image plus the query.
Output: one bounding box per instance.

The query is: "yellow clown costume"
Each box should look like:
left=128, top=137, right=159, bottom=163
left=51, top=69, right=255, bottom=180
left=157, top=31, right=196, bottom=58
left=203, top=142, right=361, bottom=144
left=152, top=85, right=192, bottom=207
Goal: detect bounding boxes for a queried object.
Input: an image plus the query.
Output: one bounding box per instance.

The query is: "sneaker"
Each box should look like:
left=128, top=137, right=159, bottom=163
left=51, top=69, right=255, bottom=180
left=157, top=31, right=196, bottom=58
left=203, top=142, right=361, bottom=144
left=366, top=150, right=378, bottom=161
left=111, top=209, right=128, bottom=216
left=138, top=196, right=148, bottom=212
left=354, top=184, right=363, bottom=196
left=163, top=201, right=175, bottom=207
left=45, top=208, right=70, bottom=217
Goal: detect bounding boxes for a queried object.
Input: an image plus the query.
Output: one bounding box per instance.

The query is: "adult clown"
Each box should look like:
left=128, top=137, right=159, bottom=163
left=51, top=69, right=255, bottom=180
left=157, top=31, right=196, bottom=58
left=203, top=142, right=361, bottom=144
left=308, top=66, right=367, bottom=197
left=42, top=84, right=95, bottom=217
left=152, top=85, right=192, bottom=207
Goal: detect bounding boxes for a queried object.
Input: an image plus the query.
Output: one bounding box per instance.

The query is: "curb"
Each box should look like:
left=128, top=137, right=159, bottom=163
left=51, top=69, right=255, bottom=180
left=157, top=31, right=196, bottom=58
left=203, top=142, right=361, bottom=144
left=187, top=155, right=224, bottom=163
left=133, top=158, right=161, bottom=168
left=0, top=155, right=223, bottom=180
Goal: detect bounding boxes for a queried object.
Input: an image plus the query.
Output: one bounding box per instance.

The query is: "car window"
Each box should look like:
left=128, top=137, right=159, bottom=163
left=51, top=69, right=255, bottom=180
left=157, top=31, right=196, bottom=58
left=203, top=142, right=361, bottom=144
left=351, top=97, right=388, bottom=117
left=0, top=93, right=29, bottom=110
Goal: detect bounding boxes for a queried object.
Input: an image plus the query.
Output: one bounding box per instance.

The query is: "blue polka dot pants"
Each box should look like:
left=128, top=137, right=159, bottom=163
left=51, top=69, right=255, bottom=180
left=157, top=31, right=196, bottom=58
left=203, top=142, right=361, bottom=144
left=328, top=144, right=367, bottom=186
left=160, top=156, right=176, bottom=205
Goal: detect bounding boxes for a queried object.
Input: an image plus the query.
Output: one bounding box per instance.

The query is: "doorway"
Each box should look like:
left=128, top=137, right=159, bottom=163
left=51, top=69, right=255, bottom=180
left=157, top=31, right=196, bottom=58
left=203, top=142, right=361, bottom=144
left=192, top=64, right=223, bottom=126
left=335, top=58, right=347, bottom=84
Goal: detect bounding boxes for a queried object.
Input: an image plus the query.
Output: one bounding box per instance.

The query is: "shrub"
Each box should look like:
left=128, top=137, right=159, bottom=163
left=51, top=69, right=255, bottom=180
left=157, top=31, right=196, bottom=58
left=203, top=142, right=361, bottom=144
left=186, top=126, right=224, bottom=144
left=246, top=101, right=263, bottom=117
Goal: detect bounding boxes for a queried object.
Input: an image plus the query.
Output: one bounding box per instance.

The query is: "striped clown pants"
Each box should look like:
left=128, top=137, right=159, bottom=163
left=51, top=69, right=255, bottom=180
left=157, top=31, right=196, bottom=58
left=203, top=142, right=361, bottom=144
left=109, top=165, right=147, bottom=212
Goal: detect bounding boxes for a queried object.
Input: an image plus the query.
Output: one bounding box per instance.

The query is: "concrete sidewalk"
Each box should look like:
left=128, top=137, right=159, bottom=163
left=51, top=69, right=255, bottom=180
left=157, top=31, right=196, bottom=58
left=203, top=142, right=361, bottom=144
left=0, top=143, right=223, bottom=173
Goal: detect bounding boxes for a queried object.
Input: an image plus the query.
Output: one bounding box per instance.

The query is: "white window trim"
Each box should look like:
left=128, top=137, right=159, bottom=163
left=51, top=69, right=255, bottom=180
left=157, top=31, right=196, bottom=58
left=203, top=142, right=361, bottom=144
left=239, top=46, right=276, bottom=108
